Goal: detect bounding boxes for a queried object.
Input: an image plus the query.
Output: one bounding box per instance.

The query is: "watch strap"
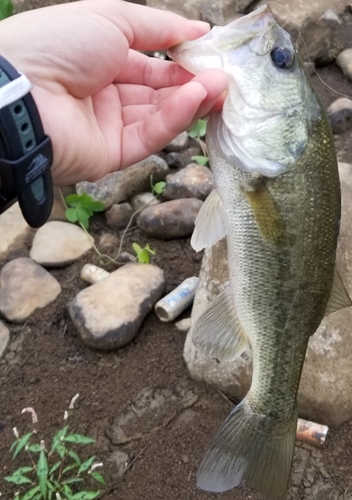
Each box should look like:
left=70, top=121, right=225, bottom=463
left=0, top=55, right=53, bottom=227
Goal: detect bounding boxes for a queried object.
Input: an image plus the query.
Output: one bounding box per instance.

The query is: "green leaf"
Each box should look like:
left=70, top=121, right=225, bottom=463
left=63, top=483, right=73, bottom=500
left=65, top=207, right=79, bottom=223
left=139, top=249, right=150, bottom=264
left=78, top=456, right=96, bottom=475
left=65, top=194, right=83, bottom=206
left=28, top=444, right=42, bottom=453
left=188, top=119, right=207, bottom=138
left=51, top=426, right=68, bottom=453
left=68, top=450, right=81, bottom=465
left=13, top=466, right=34, bottom=475
left=144, top=243, right=156, bottom=255
left=46, top=480, right=56, bottom=491
left=191, top=155, right=209, bottom=166
left=91, top=471, right=105, bottom=485
left=71, top=492, right=100, bottom=500
left=83, top=200, right=105, bottom=212
left=13, top=432, right=33, bottom=458
left=49, top=461, right=61, bottom=476
left=62, top=463, right=79, bottom=475
left=37, top=449, right=48, bottom=499
left=152, top=181, right=166, bottom=195
left=22, top=486, right=41, bottom=500
left=64, top=434, right=95, bottom=445
left=0, top=0, right=13, bottom=21
left=5, top=474, right=32, bottom=485
left=76, top=207, right=90, bottom=229
left=55, top=444, right=67, bottom=459
left=63, top=478, right=83, bottom=485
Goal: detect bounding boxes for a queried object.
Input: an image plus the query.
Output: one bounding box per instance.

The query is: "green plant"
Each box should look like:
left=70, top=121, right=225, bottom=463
left=150, top=175, right=166, bottom=196
left=0, top=0, right=13, bottom=20
left=191, top=155, right=209, bottom=166
left=132, top=243, right=156, bottom=264
left=65, top=193, right=105, bottom=229
left=4, top=395, right=105, bottom=500
left=187, top=118, right=207, bottom=139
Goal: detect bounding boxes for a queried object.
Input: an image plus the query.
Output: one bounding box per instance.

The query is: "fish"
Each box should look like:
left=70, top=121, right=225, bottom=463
left=168, top=5, right=351, bottom=500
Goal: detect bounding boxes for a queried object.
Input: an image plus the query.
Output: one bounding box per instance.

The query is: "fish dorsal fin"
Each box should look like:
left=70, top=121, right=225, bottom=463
left=244, top=183, right=286, bottom=246
left=192, top=283, right=248, bottom=361
left=324, top=269, right=352, bottom=317
left=191, top=189, right=227, bottom=252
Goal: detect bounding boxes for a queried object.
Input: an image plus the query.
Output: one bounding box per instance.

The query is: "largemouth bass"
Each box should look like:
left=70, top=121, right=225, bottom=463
left=168, top=5, right=351, bottom=500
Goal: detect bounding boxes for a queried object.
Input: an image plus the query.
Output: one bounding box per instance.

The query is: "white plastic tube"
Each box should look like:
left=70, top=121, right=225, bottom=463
left=155, top=277, right=199, bottom=322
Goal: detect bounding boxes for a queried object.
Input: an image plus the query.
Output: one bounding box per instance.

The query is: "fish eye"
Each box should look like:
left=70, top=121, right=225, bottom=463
left=270, top=47, right=294, bottom=69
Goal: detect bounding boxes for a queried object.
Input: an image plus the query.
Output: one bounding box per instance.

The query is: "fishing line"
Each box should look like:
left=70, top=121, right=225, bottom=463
left=266, top=1, right=352, bottom=99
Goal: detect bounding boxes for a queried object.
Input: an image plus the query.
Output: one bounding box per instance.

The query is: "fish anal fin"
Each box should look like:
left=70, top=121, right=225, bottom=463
left=324, top=268, right=352, bottom=317
left=191, top=189, right=227, bottom=252
left=197, top=398, right=296, bottom=500
left=244, top=184, right=285, bottom=246
left=192, top=283, right=248, bottom=361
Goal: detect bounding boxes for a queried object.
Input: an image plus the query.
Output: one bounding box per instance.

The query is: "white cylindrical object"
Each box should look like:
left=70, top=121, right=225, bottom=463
left=155, top=277, right=199, bottom=322
left=80, top=264, right=110, bottom=285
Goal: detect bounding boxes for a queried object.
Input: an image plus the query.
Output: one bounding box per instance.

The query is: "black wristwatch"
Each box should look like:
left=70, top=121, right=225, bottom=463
left=0, top=56, right=53, bottom=228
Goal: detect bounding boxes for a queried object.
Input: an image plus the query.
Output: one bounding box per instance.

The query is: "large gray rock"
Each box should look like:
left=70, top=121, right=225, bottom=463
left=298, top=19, right=342, bottom=66
left=30, top=221, right=94, bottom=267
left=137, top=199, right=202, bottom=239
left=0, top=321, right=10, bottom=359
left=163, top=164, right=214, bottom=201
left=0, top=203, right=32, bottom=261
left=0, top=258, right=61, bottom=322
left=184, top=162, right=352, bottom=428
left=76, top=156, right=169, bottom=208
left=69, top=263, right=165, bottom=350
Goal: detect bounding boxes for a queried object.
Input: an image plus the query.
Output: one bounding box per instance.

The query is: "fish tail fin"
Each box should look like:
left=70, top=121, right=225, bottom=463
left=197, top=398, right=297, bottom=500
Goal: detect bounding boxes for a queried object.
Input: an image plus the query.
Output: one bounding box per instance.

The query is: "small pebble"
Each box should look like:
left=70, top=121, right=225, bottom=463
left=130, top=192, right=160, bottom=212
left=336, top=48, right=352, bottom=82
left=327, top=97, right=352, bottom=133
left=163, top=164, right=214, bottom=201
left=137, top=199, right=203, bottom=240
left=175, top=318, right=192, bottom=332
left=106, top=202, right=133, bottom=230
left=164, top=132, right=189, bottom=152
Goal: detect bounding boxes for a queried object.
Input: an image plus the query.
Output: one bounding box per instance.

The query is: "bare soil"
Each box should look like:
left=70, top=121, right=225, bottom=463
left=1, top=10, right=352, bottom=500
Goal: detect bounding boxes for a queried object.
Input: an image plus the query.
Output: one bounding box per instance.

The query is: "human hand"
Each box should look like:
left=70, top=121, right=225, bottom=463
left=0, top=0, right=228, bottom=185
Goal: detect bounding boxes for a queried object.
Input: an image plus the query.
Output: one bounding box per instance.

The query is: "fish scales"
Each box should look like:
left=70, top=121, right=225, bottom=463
left=168, top=4, right=349, bottom=499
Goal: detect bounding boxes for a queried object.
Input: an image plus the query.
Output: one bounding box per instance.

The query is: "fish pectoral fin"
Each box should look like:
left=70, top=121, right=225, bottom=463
left=324, top=268, right=352, bottom=317
left=197, top=398, right=296, bottom=500
left=191, top=282, right=248, bottom=361
left=191, top=189, right=227, bottom=252
left=244, top=183, right=285, bottom=246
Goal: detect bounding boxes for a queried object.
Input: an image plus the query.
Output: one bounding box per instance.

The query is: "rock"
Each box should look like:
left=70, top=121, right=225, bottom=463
left=137, top=199, right=202, bottom=240
left=257, top=0, right=351, bottom=30
left=0, top=258, right=61, bottom=322
left=163, top=164, right=214, bottom=201
left=106, top=202, right=133, bottom=230
left=175, top=318, right=192, bottom=332
left=327, top=97, right=352, bottom=133
left=130, top=192, right=160, bottom=212
left=68, top=263, right=165, bottom=350
left=184, top=162, right=352, bottom=428
left=49, top=186, right=75, bottom=222
left=30, top=221, right=94, bottom=267
left=336, top=48, right=352, bottom=82
left=320, top=8, right=342, bottom=23
left=76, top=156, right=169, bottom=208
left=0, top=203, right=32, bottom=261
left=163, top=132, right=189, bottom=152
left=118, top=252, right=137, bottom=263
left=200, top=2, right=226, bottom=25
left=166, top=143, right=203, bottom=170
left=298, top=19, right=342, bottom=66
left=0, top=322, right=10, bottom=359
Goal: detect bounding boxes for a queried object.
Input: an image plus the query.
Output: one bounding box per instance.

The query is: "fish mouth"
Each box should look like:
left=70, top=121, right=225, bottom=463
left=167, top=5, right=277, bottom=74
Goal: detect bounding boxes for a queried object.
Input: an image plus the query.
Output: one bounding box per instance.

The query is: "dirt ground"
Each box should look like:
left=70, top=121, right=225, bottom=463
left=1, top=8, right=352, bottom=500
